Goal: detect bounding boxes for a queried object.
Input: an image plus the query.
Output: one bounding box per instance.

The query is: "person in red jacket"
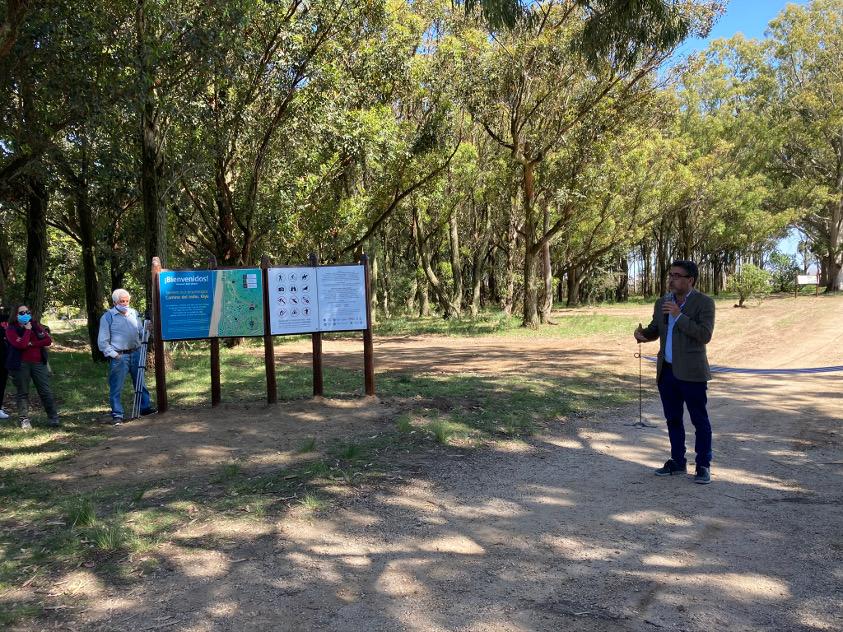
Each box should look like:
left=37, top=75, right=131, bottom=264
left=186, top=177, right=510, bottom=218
left=4, top=304, right=60, bottom=430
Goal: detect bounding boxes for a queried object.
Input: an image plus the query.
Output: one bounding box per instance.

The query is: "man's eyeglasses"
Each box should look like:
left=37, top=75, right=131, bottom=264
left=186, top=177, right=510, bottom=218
left=667, top=273, right=691, bottom=279
left=17, top=310, right=31, bottom=315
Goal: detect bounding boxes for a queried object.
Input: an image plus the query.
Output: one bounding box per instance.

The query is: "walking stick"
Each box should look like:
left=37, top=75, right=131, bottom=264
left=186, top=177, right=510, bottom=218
left=131, top=320, right=151, bottom=419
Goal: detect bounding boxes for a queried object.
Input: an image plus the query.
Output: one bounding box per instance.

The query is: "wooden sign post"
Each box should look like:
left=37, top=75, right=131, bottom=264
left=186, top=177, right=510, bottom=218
left=261, top=255, right=277, bottom=404
left=361, top=253, right=375, bottom=396
left=151, top=257, right=168, bottom=413
left=309, top=253, right=324, bottom=397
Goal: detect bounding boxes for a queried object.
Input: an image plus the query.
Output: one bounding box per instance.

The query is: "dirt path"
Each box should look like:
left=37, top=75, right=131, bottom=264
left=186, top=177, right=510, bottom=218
left=19, top=295, right=843, bottom=631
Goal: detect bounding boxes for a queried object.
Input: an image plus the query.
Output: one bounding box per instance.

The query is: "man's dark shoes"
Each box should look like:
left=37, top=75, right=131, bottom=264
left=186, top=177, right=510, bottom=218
left=694, top=466, right=712, bottom=485
left=139, top=407, right=157, bottom=417
left=654, top=459, right=687, bottom=476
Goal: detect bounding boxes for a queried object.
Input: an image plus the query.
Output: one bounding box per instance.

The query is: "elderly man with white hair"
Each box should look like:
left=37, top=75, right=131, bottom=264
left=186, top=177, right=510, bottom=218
left=97, top=289, right=156, bottom=424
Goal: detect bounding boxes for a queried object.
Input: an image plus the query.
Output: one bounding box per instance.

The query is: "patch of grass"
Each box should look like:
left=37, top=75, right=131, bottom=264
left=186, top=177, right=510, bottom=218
left=298, top=493, right=326, bottom=512
left=66, top=496, right=97, bottom=528
left=395, top=414, right=413, bottom=433
left=210, top=462, right=242, bottom=484
left=89, top=523, right=132, bottom=552
left=0, top=602, right=41, bottom=627
left=336, top=442, right=362, bottom=461
left=296, top=436, right=317, bottom=453
left=428, top=420, right=453, bottom=444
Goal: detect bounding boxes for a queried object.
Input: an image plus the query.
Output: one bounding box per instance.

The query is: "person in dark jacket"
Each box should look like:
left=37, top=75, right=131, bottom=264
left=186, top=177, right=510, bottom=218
left=0, top=303, right=9, bottom=419
left=5, top=304, right=60, bottom=430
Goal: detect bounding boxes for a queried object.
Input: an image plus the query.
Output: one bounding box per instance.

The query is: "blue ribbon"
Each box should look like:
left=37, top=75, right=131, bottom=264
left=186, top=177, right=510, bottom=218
left=643, top=356, right=843, bottom=375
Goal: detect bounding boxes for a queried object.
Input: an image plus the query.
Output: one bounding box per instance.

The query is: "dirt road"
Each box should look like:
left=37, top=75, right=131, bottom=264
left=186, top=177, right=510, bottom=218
left=21, top=295, right=843, bottom=631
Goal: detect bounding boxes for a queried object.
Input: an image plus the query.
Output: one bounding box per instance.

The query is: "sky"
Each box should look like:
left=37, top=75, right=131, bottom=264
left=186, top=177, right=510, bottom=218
left=673, top=0, right=810, bottom=258
left=675, top=0, right=809, bottom=58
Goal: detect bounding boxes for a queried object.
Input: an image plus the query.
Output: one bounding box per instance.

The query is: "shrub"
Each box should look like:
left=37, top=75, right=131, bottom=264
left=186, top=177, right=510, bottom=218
left=727, top=264, right=771, bottom=307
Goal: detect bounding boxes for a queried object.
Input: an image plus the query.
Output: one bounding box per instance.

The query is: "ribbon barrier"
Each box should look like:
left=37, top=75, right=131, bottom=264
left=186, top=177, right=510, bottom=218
left=643, top=356, right=843, bottom=375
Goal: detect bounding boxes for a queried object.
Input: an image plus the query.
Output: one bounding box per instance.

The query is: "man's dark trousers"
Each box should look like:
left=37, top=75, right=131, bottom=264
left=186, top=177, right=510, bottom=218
left=658, top=363, right=712, bottom=468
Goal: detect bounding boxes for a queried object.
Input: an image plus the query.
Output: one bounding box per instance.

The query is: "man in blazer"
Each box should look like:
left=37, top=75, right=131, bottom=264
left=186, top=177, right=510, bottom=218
left=634, top=260, right=715, bottom=484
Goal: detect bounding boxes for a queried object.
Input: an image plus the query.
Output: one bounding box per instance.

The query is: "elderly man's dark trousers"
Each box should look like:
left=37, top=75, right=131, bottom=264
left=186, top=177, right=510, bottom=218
left=658, top=363, right=712, bottom=468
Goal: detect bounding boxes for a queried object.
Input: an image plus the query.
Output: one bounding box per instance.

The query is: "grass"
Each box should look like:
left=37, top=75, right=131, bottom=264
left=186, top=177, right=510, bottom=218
left=298, top=493, right=327, bottom=512
left=296, top=436, right=317, bottom=453
left=0, top=312, right=648, bottom=626
left=66, top=496, right=96, bottom=527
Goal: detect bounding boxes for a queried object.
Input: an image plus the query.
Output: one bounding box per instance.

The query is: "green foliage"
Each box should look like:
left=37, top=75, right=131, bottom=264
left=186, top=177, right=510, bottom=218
left=768, top=251, right=801, bottom=293
left=727, top=264, right=772, bottom=307
left=66, top=496, right=97, bottom=528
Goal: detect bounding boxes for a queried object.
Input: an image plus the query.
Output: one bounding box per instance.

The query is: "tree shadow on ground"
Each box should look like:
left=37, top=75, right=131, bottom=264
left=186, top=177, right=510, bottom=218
left=1, top=365, right=840, bottom=631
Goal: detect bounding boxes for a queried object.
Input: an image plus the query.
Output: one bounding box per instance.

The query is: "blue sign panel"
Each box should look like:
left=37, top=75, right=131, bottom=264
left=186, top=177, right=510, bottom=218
left=158, top=269, right=264, bottom=341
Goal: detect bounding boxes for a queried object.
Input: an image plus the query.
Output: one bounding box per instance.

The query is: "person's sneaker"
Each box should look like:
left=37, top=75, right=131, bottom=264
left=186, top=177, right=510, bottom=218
left=47, top=416, right=62, bottom=428
left=694, top=466, right=712, bottom=485
left=0, top=408, right=9, bottom=419
left=20, top=418, right=32, bottom=431
left=109, top=416, right=124, bottom=426
left=139, top=407, right=158, bottom=417
left=654, top=458, right=687, bottom=476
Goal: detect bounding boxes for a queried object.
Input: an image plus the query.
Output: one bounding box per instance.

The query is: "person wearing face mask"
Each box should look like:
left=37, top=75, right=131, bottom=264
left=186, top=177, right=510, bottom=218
left=97, top=289, right=156, bottom=425
left=4, top=304, right=60, bottom=430
left=0, top=303, right=12, bottom=419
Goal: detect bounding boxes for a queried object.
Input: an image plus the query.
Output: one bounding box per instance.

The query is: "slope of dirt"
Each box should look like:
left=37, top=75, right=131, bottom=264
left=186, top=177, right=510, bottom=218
left=14, top=294, right=843, bottom=631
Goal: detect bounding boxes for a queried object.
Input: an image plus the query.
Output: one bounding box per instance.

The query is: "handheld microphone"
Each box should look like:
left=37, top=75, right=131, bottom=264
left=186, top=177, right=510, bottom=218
left=663, top=292, right=674, bottom=325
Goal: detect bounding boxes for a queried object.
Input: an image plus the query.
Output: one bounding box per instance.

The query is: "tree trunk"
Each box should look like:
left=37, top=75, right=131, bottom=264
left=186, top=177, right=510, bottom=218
left=521, top=161, right=539, bottom=328
left=566, top=266, right=581, bottom=307
left=137, top=0, right=168, bottom=309
left=74, top=143, right=105, bottom=361
left=23, top=173, right=48, bottom=319
left=0, top=219, right=14, bottom=298
left=539, top=206, right=553, bottom=323
left=615, top=255, right=629, bottom=302
left=448, top=208, right=463, bottom=315
left=469, top=206, right=491, bottom=317
left=379, top=229, right=392, bottom=319
left=369, top=243, right=379, bottom=326
left=823, top=197, right=842, bottom=292
left=501, top=206, right=518, bottom=316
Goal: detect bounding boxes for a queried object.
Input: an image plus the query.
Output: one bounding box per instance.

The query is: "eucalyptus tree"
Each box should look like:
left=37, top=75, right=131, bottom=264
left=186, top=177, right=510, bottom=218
left=0, top=0, right=112, bottom=317
left=455, top=0, right=718, bottom=326
left=763, top=0, right=843, bottom=291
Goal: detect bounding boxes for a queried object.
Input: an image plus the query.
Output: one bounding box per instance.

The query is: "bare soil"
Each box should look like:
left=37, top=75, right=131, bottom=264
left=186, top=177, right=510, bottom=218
left=14, top=294, right=843, bottom=631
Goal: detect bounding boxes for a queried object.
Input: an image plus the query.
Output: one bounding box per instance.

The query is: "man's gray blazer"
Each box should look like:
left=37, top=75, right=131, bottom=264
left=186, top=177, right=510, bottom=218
left=640, top=291, right=715, bottom=383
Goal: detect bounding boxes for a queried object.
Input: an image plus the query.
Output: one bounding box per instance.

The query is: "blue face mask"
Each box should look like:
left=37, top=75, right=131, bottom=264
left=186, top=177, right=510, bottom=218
left=18, top=314, right=32, bottom=324
left=115, top=304, right=129, bottom=313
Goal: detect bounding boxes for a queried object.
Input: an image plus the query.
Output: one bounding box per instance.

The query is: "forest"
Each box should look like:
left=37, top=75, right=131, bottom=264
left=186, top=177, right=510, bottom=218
left=1, top=0, right=842, bottom=356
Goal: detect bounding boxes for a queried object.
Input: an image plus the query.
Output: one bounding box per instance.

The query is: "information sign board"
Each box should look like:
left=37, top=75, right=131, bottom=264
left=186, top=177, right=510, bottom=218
left=267, top=264, right=367, bottom=335
left=268, top=267, right=319, bottom=335
left=159, top=269, right=264, bottom=340
left=316, top=265, right=368, bottom=332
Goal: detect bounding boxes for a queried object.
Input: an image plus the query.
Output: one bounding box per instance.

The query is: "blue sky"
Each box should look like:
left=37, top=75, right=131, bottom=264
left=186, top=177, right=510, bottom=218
left=675, top=0, right=809, bottom=58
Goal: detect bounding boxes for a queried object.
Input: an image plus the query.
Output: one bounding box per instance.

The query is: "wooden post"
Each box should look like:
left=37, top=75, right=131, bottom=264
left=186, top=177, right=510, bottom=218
left=262, top=255, right=277, bottom=404
left=209, top=257, right=221, bottom=407
left=361, top=253, right=375, bottom=396
left=151, top=257, right=168, bottom=413
left=309, top=253, right=324, bottom=397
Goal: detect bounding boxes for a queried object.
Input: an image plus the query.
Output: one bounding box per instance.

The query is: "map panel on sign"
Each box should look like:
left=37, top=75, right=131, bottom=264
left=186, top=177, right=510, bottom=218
left=316, top=265, right=368, bottom=332
left=268, top=267, right=319, bottom=335
left=213, top=269, right=264, bottom=337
